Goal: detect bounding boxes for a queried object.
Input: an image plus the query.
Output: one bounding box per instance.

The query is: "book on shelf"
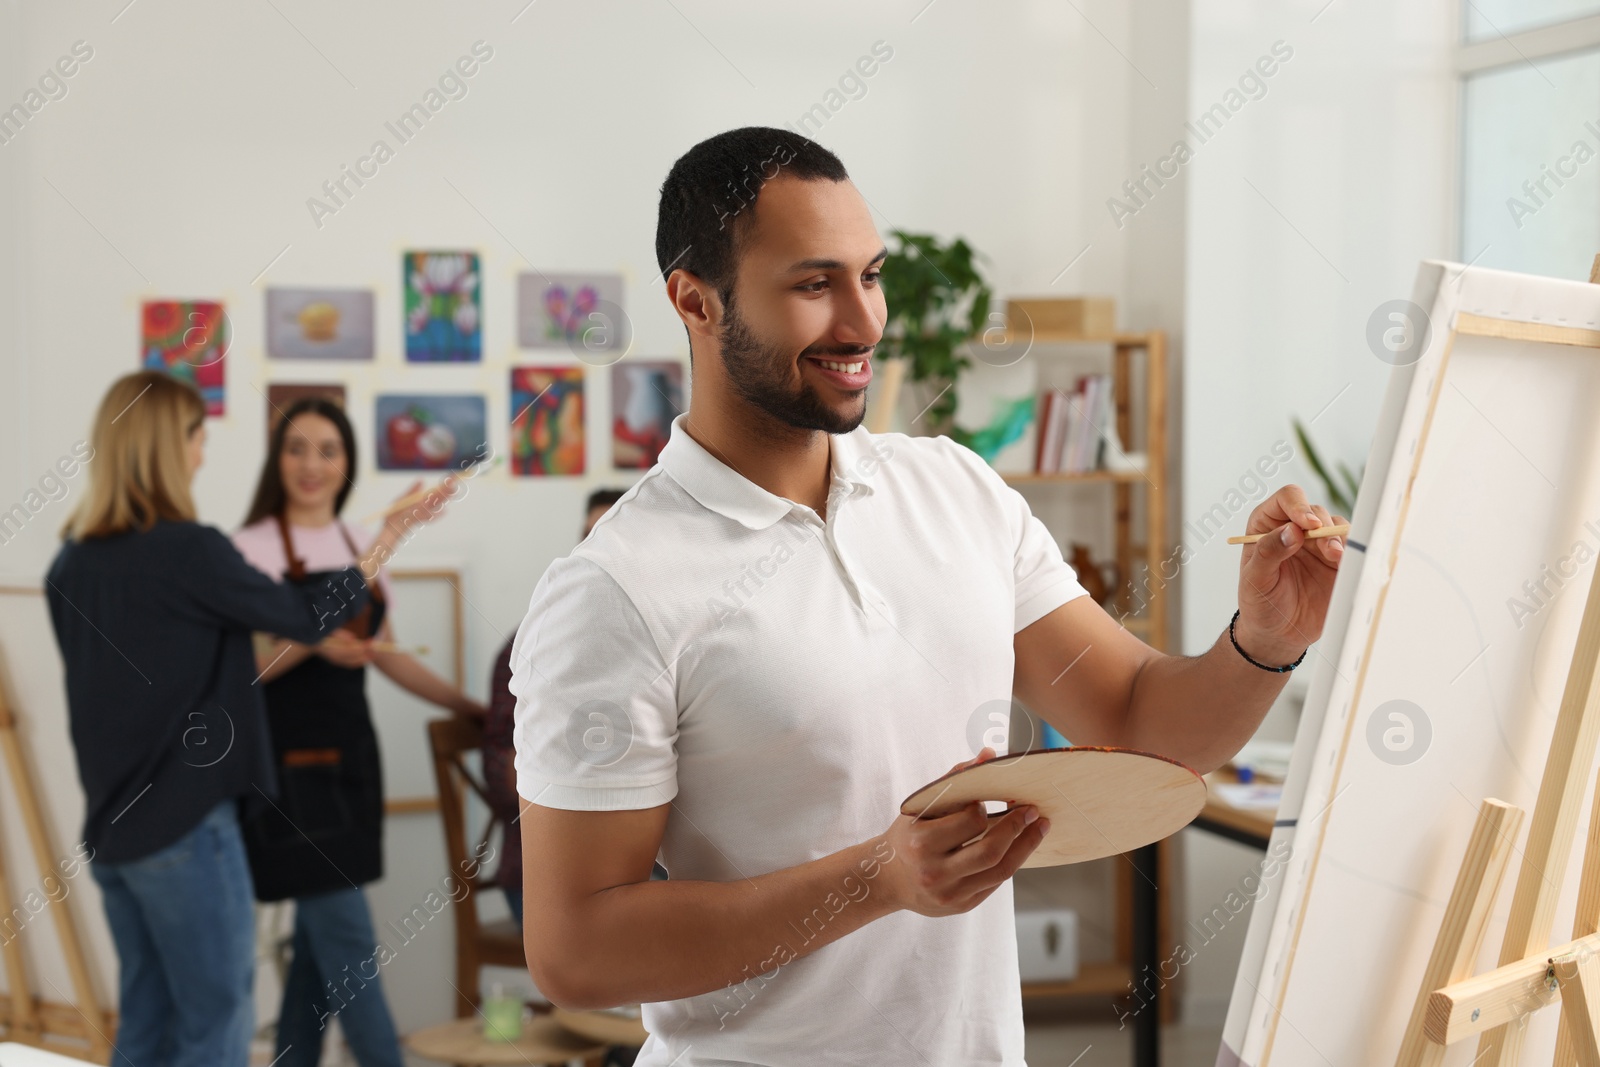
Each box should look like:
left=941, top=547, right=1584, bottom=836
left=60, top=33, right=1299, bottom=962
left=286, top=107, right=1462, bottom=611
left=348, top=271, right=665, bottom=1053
left=1032, top=374, right=1115, bottom=475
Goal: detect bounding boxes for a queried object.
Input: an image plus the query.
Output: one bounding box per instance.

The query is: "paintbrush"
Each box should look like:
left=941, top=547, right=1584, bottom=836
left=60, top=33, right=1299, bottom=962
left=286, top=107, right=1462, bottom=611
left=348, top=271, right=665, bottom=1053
left=1227, top=523, right=1350, bottom=546
left=369, top=641, right=430, bottom=655
left=358, top=454, right=504, bottom=524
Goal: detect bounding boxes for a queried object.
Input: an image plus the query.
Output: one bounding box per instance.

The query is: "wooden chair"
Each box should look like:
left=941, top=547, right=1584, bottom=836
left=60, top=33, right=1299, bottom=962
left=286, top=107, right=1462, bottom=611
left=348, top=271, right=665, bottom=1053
left=427, top=715, right=526, bottom=1017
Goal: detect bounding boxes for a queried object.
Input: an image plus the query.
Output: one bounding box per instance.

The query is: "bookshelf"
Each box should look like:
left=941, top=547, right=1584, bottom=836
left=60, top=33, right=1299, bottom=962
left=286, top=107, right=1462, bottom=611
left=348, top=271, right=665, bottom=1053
left=998, top=327, right=1177, bottom=1020
left=999, top=328, right=1169, bottom=651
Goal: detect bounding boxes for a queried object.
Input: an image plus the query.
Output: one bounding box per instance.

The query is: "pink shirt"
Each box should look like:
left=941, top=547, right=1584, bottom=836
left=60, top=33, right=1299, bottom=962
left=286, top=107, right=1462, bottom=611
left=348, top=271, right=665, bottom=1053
left=231, top=517, right=394, bottom=612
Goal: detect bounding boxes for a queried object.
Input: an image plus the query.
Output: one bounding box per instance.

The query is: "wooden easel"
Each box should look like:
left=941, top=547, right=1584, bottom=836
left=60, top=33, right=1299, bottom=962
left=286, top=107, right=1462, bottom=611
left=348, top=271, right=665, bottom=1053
left=1395, top=256, right=1600, bottom=1067
left=0, top=626, right=112, bottom=1062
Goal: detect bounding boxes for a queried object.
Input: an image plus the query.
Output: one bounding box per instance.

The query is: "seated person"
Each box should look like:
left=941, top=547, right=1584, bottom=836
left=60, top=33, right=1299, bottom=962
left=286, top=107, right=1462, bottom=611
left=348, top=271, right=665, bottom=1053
left=484, top=487, right=629, bottom=924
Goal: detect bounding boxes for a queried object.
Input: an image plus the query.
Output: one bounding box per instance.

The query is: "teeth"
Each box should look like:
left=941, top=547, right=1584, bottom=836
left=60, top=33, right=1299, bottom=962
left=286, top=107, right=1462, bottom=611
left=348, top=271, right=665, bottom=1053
left=818, top=360, right=863, bottom=373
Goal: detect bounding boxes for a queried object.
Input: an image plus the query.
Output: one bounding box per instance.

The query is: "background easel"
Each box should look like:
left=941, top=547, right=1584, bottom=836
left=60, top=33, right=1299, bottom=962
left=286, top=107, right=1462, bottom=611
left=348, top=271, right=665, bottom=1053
left=1395, top=255, right=1600, bottom=1067
left=0, top=629, right=111, bottom=1063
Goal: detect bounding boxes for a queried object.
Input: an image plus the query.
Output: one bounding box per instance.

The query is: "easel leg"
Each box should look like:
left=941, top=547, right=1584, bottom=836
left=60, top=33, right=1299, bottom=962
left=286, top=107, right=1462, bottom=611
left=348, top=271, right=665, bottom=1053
left=0, top=808, right=42, bottom=1044
left=0, top=666, right=111, bottom=1059
left=1477, top=544, right=1600, bottom=1067
left=1555, top=755, right=1600, bottom=1067
left=1395, top=799, right=1524, bottom=1067
left=1557, top=949, right=1600, bottom=1067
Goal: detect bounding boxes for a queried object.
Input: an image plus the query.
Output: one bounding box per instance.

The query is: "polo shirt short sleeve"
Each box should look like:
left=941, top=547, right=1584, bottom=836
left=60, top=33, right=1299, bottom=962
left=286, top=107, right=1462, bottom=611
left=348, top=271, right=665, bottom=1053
left=509, top=553, right=679, bottom=812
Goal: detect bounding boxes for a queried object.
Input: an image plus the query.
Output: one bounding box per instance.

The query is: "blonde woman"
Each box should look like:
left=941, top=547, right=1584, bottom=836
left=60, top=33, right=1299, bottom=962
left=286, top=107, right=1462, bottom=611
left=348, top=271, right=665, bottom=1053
left=44, top=371, right=442, bottom=1067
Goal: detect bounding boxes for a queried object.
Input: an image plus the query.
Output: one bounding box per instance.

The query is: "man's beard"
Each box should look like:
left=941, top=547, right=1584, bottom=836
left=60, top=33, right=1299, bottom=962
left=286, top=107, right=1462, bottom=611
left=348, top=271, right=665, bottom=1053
left=718, top=297, right=868, bottom=435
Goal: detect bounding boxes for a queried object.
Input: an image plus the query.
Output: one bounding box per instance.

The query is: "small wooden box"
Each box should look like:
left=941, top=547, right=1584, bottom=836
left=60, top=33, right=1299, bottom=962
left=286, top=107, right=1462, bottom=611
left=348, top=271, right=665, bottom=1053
left=1006, top=297, right=1116, bottom=338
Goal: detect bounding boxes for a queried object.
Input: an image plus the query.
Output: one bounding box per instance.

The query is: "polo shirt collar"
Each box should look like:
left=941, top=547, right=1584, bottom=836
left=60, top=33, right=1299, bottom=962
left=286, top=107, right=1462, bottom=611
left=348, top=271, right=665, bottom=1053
left=659, top=413, right=878, bottom=531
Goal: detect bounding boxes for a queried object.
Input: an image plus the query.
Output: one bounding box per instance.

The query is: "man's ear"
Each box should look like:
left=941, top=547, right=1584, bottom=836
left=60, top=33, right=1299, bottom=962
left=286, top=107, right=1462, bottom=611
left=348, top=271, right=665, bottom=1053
left=667, top=269, right=720, bottom=338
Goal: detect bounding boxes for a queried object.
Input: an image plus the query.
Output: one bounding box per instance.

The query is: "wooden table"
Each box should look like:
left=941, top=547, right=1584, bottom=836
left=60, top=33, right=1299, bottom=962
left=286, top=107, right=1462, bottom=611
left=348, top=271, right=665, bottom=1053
left=405, top=1015, right=607, bottom=1066
left=1193, top=767, right=1277, bottom=849
left=1128, top=768, right=1278, bottom=1067
left=552, top=1006, right=649, bottom=1047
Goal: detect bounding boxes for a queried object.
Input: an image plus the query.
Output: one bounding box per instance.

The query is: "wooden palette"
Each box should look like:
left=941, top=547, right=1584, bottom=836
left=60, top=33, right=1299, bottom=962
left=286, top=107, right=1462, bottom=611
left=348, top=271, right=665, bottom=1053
left=899, top=746, right=1208, bottom=868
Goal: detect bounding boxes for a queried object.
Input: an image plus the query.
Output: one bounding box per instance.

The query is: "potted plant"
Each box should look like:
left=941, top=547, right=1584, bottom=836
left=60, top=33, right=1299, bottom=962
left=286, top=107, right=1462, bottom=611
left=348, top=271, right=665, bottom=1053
left=876, top=230, right=993, bottom=436
left=1290, top=416, right=1362, bottom=517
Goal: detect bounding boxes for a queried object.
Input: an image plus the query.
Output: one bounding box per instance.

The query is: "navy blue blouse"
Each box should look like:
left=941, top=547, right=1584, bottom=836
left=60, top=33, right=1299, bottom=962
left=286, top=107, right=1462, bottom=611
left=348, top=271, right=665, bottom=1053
left=45, top=519, right=372, bottom=864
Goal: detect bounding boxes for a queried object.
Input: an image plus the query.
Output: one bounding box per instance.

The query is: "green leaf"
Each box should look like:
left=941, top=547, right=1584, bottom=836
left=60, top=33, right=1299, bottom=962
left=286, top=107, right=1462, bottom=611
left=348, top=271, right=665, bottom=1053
left=880, top=229, right=994, bottom=434
left=1293, top=416, right=1364, bottom=517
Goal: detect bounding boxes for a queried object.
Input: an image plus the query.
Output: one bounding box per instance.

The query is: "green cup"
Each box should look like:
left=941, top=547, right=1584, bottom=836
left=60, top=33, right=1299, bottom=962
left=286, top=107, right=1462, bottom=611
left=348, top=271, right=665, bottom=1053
left=482, top=986, right=522, bottom=1042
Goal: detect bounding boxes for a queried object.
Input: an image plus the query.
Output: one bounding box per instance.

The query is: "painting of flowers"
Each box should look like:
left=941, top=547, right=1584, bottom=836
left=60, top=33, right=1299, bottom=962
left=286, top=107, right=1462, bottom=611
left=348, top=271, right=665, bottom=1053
left=517, top=272, right=625, bottom=352
left=141, top=299, right=227, bottom=416
left=404, top=251, right=480, bottom=362
left=510, top=366, right=585, bottom=475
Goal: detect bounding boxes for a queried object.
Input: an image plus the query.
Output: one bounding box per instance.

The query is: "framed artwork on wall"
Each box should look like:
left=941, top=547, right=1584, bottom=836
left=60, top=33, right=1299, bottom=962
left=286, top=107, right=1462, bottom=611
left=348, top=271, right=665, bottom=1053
left=510, top=366, right=585, bottom=475
left=141, top=299, right=227, bottom=416
left=404, top=251, right=480, bottom=362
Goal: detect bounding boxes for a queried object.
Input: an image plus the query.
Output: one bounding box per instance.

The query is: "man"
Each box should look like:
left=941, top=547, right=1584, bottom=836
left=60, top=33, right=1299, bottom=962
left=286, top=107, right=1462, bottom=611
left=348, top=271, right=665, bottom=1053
left=510, top=127, right=1344, bottom=1065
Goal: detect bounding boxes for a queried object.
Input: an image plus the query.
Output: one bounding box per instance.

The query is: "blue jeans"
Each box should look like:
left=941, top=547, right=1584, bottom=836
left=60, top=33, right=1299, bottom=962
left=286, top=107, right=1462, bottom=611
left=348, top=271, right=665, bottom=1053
left=276, top=885, right=403, bottom=1067
left=90, top=799, right=255, bottom=1067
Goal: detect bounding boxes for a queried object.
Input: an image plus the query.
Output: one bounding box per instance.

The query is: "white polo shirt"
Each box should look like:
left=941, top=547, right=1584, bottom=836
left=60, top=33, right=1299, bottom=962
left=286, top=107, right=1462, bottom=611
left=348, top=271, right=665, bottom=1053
left=510, top=413, right=1087, bottom=1066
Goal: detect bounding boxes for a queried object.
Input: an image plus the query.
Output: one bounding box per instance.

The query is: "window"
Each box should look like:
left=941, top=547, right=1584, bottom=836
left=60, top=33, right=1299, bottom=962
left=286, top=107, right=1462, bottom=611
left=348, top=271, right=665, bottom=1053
left=1465, top=0, right=1600, bottom=42
left=1461, top=50, right=1600, bottom=276
left=1458, top=5, right=1600, bottom=275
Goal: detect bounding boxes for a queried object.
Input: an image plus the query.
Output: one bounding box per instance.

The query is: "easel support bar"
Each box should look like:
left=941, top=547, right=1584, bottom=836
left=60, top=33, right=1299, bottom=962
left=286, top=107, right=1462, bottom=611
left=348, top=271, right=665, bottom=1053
left=1427, top=931, right=1600, bottom=1043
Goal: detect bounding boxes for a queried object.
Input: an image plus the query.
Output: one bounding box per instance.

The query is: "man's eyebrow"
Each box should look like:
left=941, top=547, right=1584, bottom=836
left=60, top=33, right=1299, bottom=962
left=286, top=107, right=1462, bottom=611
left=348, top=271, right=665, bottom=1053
left=782, top=246, right=889, bottom=274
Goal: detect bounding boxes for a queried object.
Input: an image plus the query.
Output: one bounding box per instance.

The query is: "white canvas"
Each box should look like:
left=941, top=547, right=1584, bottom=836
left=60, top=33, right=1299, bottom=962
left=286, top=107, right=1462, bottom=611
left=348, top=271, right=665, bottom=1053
left=1220, top=260, right=1600, bottom=1066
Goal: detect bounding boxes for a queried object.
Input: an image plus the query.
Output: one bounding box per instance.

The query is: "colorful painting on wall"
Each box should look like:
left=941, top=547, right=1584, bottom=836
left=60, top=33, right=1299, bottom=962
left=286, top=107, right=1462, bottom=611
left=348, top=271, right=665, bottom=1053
left=404, top=251, right=480, bottom=362
left=611, top=361, right=683, bottom=469
left=266, top=288, right=375, bottom=361
left=510, top=366, right=585, bottom=476
left=141, top=299, right=227, bottom=416
left=265, top=383, right=347, bottom=446
left=374, top=394, right=487, bottom=471
left=517, top=272, right=626, bottom=353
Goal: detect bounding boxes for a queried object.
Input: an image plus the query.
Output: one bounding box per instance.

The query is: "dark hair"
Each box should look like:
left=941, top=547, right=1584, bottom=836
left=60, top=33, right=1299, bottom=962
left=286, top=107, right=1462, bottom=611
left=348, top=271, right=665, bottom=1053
left=244, top=398, right=358, bottom=526
left=586, top=488, right=627, bottom=513
left=655, top=127, right=849, bottom=321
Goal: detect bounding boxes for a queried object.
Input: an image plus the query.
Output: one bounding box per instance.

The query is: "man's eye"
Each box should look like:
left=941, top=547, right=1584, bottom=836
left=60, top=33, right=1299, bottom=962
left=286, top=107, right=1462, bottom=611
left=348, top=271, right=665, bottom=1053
left=864, top=271, right=882, bottom=285
left=799, top=280, right=827, bottom=293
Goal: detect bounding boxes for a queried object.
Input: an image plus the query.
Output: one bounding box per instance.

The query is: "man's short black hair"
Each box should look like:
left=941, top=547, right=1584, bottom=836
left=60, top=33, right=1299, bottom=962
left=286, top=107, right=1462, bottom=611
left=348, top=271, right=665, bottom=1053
left=655, top=126, right=850, bottom=313
left=586, top=488, right=627, bottom=513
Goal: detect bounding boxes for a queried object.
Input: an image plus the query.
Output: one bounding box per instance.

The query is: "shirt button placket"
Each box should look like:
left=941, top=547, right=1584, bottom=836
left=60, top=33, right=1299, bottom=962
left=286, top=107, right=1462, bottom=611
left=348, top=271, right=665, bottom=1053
left=823, top=498, right=868, bottom=613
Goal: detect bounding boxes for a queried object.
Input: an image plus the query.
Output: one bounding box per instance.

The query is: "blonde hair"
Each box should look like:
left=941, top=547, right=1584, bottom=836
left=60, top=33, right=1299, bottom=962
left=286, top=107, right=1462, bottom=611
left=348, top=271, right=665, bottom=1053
left=62, top=371, right=205, bottom=541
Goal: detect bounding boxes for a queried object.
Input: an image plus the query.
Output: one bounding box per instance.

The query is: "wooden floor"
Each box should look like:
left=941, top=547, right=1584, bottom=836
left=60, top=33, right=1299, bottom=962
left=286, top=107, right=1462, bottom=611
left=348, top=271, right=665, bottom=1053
left=1025, top=1018, right=1225, bottom=1066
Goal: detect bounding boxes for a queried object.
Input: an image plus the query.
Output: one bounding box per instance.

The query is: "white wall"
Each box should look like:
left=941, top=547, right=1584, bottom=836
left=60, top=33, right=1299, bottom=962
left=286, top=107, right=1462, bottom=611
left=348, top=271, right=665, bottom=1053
left=1176, top=0, right=1459, bottom=1022
left=0, top=0, right=1219, bottom=1043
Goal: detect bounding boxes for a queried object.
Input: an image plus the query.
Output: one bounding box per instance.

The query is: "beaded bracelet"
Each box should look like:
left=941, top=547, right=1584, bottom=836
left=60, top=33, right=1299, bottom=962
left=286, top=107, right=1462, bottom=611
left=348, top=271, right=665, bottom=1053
left=1229, top=609, right=1307, bottom=673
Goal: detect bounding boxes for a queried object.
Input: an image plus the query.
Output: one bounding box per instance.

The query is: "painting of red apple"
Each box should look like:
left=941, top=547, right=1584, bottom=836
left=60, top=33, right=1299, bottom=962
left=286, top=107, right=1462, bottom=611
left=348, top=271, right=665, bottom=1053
left=374, top=394, right=487, bottom=471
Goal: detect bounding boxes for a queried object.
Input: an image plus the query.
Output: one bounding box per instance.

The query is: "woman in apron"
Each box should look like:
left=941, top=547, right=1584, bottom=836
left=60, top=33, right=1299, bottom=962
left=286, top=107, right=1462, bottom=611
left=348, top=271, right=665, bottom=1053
left=233, top=397, right=486, bottom=1067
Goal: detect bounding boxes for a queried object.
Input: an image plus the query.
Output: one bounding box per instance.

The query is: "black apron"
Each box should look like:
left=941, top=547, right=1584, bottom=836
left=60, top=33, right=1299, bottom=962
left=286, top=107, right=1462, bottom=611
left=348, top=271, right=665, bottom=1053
left=242, top=516, right=388, bottom=902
